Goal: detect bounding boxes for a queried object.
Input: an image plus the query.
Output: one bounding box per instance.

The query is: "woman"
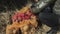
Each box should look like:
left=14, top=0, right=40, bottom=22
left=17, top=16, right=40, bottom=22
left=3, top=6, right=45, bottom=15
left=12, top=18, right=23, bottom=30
left=31, top=0, right=58, bottom=34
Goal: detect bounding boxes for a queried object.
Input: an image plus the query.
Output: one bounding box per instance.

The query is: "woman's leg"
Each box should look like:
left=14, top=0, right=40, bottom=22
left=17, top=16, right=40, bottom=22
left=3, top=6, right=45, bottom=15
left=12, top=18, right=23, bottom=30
left=47, top=26, right=58, bottom=34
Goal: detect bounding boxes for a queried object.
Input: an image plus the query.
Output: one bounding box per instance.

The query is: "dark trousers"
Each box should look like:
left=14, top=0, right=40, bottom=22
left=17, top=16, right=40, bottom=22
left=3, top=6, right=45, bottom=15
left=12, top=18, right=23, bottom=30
left=38, top=6, right=59, bottom=34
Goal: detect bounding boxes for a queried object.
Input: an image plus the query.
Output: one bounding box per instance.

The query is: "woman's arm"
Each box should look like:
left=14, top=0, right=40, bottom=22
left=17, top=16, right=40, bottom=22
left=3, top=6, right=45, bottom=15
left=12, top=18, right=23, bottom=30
left=31, top=0, right=55, bottom=14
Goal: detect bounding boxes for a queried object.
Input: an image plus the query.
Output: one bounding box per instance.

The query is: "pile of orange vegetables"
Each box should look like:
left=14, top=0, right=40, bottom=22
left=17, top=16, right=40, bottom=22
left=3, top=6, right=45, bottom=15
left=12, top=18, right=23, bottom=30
left=6, top=6, right=38, bottom=34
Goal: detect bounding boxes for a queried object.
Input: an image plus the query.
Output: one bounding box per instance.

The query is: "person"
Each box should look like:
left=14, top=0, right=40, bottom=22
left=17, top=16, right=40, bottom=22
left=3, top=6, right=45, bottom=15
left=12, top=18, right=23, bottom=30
left=31, top=0, right=59, bottom=34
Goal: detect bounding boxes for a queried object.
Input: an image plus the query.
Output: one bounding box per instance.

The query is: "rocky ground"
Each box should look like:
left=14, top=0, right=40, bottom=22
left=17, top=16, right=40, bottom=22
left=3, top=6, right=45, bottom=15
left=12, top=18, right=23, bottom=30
left=0, top=12, right=14, bottom=34
left=0, top=12, right=60, bottom=34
